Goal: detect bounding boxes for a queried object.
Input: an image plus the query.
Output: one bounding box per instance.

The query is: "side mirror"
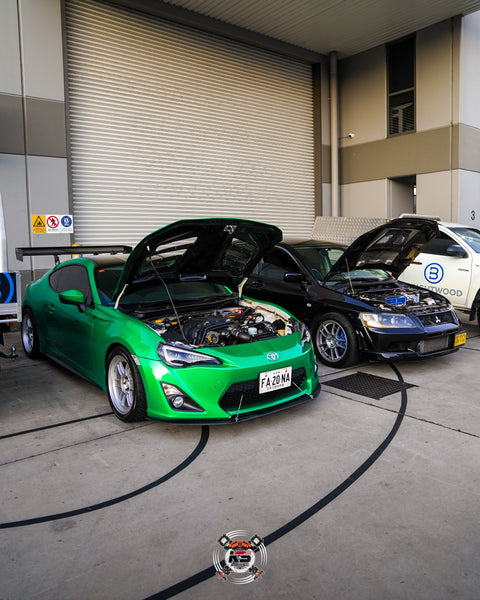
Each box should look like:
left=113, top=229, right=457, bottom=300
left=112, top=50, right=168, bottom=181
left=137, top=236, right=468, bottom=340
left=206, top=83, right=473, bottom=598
left=446, top=244, right=468, bottom=258
left=59, top=289, right=87, bottom=313
left=284, top=272, right=304, bottom=283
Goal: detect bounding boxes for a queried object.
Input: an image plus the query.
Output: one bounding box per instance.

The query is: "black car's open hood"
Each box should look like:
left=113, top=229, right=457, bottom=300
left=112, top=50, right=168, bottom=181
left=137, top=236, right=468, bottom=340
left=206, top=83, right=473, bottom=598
left=325, top=217, right=439, bottom=281
left=113, top=218, right=282, bottom=299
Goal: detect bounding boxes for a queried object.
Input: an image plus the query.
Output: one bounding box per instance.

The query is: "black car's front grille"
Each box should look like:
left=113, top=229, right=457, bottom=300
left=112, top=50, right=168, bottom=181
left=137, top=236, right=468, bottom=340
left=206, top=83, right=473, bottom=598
left=416, top=310, right=456, bottom=328
left=219, top=367, right=306, bottom=412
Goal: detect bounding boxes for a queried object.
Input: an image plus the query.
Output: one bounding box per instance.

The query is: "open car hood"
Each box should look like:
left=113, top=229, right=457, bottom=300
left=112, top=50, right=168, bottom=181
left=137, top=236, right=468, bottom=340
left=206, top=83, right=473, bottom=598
left=113, top=218, right=282, bottom=299
left=325, top=217, right=439, bottom=280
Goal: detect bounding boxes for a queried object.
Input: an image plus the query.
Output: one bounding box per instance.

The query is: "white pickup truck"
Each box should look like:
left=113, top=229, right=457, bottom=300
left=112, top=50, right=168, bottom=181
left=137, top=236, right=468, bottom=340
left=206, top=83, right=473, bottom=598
left=400, top=216, right=480, bottom=326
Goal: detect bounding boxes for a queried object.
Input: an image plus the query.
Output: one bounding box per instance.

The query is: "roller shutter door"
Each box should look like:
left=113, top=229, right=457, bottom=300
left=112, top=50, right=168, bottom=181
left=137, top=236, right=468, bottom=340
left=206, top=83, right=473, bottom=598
left=65, top=0, right=315, bottom=245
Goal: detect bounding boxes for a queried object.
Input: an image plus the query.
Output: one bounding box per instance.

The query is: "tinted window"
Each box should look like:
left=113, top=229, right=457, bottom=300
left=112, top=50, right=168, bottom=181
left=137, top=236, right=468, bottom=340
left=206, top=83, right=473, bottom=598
left=422, top=232, right=460, bottom=256
left=256, top=248, right=299, bottom=281
left=49, top=264, right=92, bottom=305
left=387, top=37, right=415, bottom=135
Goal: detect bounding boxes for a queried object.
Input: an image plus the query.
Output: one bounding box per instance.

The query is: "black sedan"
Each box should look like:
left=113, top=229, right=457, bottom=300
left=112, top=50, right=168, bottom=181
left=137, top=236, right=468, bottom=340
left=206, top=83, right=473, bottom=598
left=244, top=217, right=466, bottom=368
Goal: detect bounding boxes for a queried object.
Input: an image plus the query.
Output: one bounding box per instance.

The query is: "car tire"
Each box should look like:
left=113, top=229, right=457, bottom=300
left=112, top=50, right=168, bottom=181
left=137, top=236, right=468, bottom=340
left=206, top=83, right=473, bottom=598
left=21, top=308, right=41, bottom=359
left=106, top=347, right=147, bottom=422
left=312, top=312, right=360, bottom=368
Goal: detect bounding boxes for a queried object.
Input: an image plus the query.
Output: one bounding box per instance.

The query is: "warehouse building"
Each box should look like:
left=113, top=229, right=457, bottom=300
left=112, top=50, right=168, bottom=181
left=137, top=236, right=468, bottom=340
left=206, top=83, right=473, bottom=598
left=1, top=0, right=480, bottom=275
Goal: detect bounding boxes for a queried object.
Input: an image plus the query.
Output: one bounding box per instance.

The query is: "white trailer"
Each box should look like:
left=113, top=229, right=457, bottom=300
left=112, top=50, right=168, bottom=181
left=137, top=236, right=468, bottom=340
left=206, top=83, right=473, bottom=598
left=0, top=194, right=20, bottom=359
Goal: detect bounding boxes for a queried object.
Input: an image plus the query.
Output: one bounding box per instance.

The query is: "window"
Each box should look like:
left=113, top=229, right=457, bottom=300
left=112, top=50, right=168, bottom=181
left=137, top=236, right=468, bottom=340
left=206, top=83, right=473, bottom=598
left=387, top=37, right=415, bottom=135
left=422, top=232, right=459, bottom=256
left=49, top=264, right=93, bottom=305
left=257, top=248, right=300, bottom=281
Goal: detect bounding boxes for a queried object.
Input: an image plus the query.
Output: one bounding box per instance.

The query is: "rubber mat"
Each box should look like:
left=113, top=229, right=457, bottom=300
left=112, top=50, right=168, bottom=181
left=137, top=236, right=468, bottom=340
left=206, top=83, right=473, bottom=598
left=323, top=372, right=415, bottom=400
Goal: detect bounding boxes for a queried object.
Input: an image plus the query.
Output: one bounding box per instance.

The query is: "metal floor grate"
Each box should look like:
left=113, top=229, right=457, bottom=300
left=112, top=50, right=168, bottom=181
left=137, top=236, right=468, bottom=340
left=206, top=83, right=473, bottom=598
left=323, top=372, right=415, bottom=400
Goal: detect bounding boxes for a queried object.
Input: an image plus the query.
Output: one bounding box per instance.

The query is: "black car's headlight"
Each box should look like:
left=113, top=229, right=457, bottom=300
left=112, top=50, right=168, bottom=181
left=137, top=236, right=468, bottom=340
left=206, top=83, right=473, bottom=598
left=360, top=312, right=416, bottom=329
left=157, top=343, right=221, bottom=367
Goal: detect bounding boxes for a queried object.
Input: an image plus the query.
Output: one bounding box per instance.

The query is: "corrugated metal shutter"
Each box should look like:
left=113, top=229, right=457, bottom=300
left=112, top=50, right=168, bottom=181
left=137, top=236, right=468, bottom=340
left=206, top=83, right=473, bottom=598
left=65, top=0, right=315, bottom=245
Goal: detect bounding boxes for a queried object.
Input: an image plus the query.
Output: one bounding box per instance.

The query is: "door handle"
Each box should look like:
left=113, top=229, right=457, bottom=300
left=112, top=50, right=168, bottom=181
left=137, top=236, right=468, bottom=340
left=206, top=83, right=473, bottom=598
left=47, top=303, right=56, bottom=314
left=411, top=261, right=422, bottom=265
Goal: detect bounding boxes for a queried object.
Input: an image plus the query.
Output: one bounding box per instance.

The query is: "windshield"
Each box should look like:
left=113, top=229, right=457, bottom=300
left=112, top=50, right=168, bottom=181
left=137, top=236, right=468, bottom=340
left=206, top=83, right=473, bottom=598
left=326, top=268, right=392, bottom=282
left=118, top=280, right=231, bottom=309
left=294, top=246, right=344, bottom=280
left=293, top=245, right=391, bottom=282
left=94, top=264, right=124, bottom=305
left=450, top=227, right=480, bottom=253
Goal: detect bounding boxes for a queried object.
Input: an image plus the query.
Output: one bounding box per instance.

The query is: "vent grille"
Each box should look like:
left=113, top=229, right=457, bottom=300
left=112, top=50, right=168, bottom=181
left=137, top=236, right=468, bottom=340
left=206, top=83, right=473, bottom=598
left=219, top=367, right=306, bottom=411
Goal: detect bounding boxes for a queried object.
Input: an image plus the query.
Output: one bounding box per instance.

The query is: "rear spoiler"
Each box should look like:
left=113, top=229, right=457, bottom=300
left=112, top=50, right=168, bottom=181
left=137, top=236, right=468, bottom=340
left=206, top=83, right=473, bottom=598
left=16, top=245, right=132, bottom=265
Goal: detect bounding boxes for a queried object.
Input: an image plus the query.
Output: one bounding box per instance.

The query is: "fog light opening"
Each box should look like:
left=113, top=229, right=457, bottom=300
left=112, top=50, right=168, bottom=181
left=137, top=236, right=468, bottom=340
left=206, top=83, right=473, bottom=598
left=172, top=396, right=184, bottom=409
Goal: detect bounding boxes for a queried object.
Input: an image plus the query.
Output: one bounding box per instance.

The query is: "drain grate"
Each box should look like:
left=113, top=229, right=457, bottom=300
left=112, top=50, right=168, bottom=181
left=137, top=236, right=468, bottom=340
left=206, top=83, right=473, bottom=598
left=323, top=372, right=415, bottom=400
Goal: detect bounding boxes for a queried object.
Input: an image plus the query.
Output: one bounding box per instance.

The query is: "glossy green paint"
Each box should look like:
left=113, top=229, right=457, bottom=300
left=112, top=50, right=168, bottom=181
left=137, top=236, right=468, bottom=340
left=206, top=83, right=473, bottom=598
left=23, top=255, right=318, bottom=422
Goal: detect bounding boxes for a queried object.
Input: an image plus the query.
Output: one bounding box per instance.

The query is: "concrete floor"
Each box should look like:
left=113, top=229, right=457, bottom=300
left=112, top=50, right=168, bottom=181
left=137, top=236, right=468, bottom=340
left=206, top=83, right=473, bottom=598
left=1, top=313, right=479, bottom=600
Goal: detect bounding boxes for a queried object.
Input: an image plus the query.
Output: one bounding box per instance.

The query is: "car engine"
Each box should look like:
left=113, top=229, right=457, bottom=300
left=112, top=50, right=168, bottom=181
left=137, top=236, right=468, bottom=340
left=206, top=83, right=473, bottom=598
left=348, top=282, right=451, bottom=312
left=145, top=303, right=294, bottom=347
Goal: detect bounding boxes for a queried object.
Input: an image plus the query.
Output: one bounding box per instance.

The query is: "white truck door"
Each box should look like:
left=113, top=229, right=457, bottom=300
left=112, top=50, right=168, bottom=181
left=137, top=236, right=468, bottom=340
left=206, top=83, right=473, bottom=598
left=400, top=230, right=471, bottom=309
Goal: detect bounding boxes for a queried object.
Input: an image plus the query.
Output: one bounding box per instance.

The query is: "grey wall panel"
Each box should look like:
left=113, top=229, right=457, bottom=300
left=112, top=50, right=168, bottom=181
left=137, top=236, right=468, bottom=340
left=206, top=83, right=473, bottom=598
left=0, top=154, right=30, bottom=271
left=0, top=0, right=22, bottom=95
left=25, top=98, right=67, bottom=158
left=26, top=156, right=71, bottom=271
left=18, top=0, right=65, bottom=101
left=0, top=94, right=25, bottom=155
left=65, top=0, right=315, bottom=245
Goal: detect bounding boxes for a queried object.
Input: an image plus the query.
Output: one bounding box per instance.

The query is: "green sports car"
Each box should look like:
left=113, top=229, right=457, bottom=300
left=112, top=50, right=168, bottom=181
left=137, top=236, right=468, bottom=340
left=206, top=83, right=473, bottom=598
left=19, top=219, right=319, bottom=423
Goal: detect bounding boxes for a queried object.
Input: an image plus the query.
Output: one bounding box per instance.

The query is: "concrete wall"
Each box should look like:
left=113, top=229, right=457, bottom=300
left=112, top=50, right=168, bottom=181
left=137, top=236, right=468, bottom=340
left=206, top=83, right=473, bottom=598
left=0, top=0, right=70, bottom=274
left=338, top=16, right=480, bottom=226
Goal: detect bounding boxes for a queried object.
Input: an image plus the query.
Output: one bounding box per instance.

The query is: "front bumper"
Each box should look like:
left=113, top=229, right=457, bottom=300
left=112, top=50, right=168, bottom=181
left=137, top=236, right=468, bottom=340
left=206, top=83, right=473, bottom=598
left=359, top=325, right=465, bottom=362
left=139, top=335, right=319, bottom=422
left=150, top=382, right=321, bottom=424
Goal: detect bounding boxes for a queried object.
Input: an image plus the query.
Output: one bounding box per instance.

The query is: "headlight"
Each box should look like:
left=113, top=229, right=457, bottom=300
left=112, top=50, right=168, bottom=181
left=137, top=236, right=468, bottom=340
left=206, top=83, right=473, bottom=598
left=360, top=312, right=416, bottom=329
left=157, top=343, right=221, bottom=367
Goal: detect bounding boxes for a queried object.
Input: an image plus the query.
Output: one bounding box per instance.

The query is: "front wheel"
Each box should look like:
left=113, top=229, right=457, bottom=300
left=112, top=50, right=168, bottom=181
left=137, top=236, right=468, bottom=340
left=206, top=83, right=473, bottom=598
left=312, top=312, right=360, bottom=368
left=106, top=347, right=147, bottom=422
left=21, top=308, right=41, bottom=358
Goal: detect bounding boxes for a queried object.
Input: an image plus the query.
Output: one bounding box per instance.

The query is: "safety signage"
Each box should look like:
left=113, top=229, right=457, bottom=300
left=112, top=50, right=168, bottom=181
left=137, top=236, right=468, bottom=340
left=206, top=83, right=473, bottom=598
left=32, top=214, right=74, bottom=234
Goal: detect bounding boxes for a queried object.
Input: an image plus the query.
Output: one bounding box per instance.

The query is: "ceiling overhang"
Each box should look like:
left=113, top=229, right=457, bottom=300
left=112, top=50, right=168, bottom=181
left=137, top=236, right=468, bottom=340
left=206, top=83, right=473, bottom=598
left=105, top=0, right=480, bottom=61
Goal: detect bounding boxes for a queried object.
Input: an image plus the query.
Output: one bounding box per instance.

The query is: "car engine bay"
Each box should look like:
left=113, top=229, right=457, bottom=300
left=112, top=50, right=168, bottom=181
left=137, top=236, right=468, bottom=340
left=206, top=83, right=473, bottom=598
left=344, top=281, right=453, bottom=313
left=145, top=302, right=295, bottom=347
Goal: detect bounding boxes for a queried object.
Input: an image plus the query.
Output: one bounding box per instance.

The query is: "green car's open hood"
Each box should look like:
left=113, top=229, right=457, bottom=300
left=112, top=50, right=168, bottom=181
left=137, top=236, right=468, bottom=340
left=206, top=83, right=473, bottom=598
left=113, top=218, right=282, bottom=300
left=325, top=217, right=440, bottom=281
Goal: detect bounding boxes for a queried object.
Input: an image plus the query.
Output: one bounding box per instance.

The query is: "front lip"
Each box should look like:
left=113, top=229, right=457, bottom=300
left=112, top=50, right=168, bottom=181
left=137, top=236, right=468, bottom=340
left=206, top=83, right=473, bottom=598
left=150, top=384, right=321, bottom=424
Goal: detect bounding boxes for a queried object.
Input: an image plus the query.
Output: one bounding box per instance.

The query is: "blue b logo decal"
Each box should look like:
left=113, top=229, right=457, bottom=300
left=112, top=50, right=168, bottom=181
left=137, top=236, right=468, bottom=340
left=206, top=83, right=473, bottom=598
left=424, top=263, right=444, bottom=284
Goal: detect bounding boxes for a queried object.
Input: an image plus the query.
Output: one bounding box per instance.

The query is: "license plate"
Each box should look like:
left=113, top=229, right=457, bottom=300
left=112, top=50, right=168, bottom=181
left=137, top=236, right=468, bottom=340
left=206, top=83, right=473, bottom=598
left=454, top=332, right=467, bottom=347
left=259, top=366, right=292, bottom=394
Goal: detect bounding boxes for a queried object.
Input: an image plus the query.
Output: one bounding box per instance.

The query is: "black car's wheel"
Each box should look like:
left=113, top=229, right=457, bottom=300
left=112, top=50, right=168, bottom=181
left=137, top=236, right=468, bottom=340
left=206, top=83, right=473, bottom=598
left=106, top=347, right=147, bottom=422
left=21, top=308, right=41, bottom=359
left=313, top=312, right=360, bottom=368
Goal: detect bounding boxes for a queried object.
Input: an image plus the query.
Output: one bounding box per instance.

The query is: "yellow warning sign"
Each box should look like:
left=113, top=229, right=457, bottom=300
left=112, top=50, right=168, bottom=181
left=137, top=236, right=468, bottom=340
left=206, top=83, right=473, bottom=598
left=32, top=215, right=46, bottom=234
